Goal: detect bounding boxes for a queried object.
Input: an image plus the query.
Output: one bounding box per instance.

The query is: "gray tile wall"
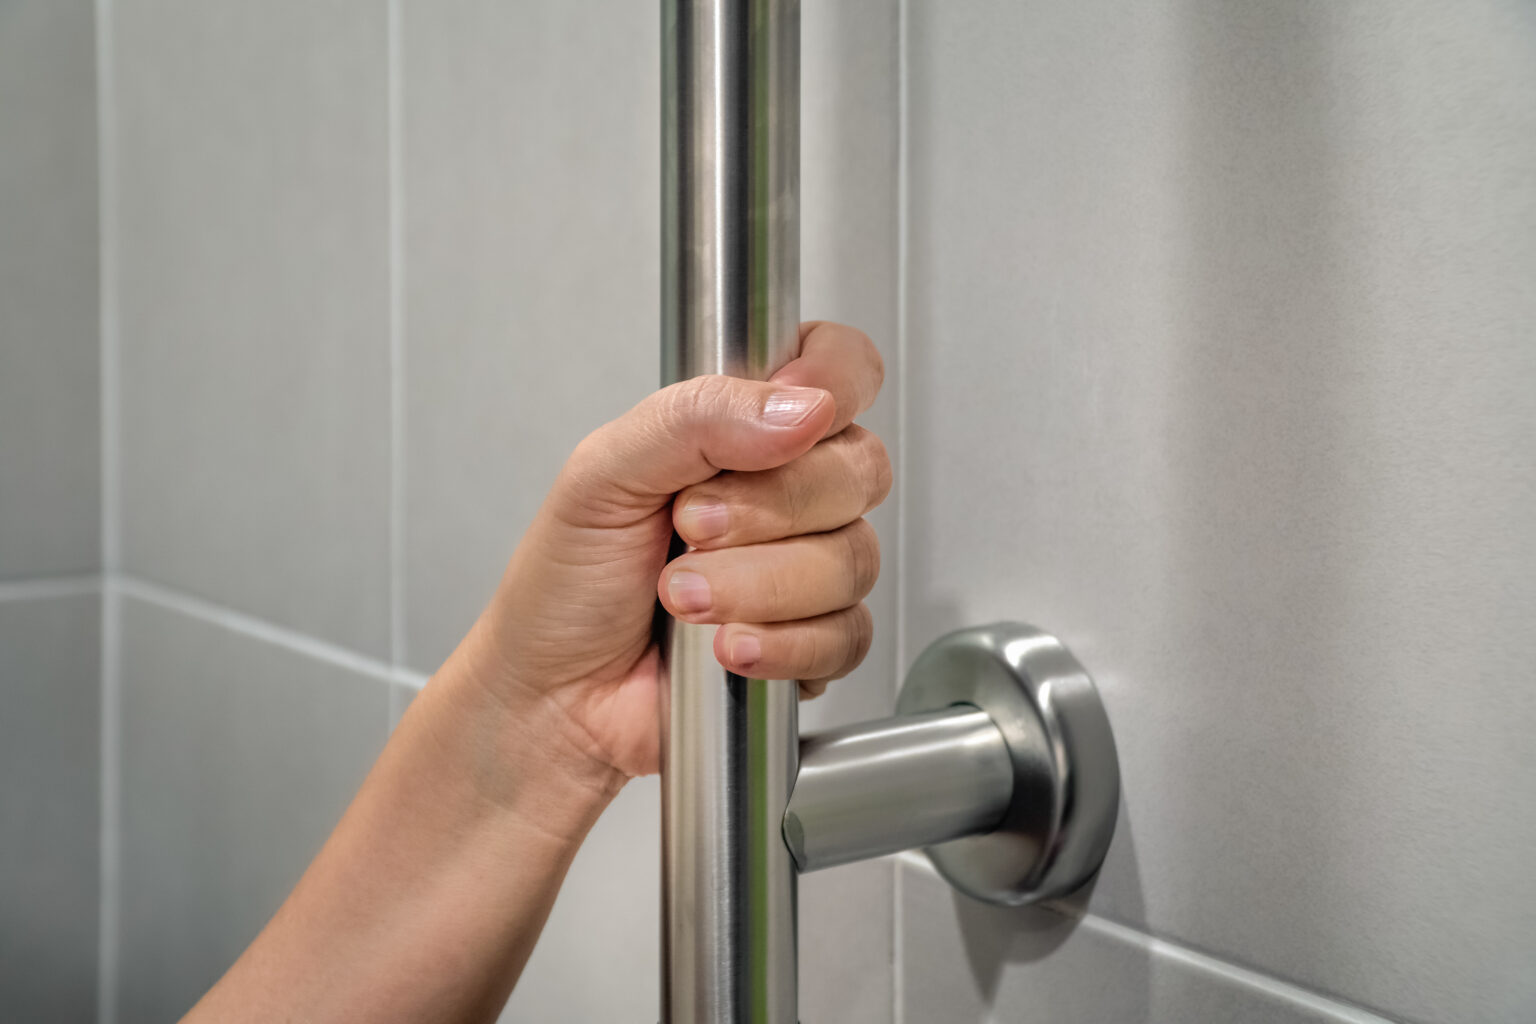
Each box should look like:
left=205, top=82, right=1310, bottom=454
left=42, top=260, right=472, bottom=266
left=114, top=595, right=388, bottom=1023
left=114, top=0, right=392, bottom=656
left=902, top=1, right=1536, bottom=1021
left=0, top=0, right=100, bottom=579
left=0, top=4, right=102, bottom=1022
left=0, top=592, right=101, bottom=1023
left=65, top=0, right=1534, bottom=1021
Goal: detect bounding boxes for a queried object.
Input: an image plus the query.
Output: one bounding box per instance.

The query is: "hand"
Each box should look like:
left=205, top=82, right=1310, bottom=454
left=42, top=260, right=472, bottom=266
left=189, top=322, right=886, bottom=1023
left=440, top=322, right=888, bottom=785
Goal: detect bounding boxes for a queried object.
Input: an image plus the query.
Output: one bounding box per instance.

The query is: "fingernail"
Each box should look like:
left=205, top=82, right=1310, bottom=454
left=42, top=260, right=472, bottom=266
left=678, top=498, right=729, bottom=542
left=763, top=387, right=826, bottom=427
left=667, top=570, right=712, bottom=614
left=729, top=633, right=762, bottom=669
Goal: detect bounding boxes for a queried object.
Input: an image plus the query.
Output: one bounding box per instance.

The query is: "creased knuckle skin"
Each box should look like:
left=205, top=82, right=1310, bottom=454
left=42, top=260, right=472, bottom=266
left=845, top=603, right=874, bottom=675
left=792, top=626, right=821, bottom=678
left=851, top=427, right=893, bottom=512
left=840, top=520, right=881, bottom=603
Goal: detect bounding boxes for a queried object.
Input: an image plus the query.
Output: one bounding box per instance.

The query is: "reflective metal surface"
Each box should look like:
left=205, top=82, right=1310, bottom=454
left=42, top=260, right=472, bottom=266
left=660, top=1, right=800, bottom=1020
left=784, top=707, right=1014, bottom=873
left=896, top=623, right=1120, bottom=905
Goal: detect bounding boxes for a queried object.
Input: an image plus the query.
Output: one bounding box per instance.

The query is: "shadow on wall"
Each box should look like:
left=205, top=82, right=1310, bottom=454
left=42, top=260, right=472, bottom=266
left=951, top=801, right=1148, bottom=1004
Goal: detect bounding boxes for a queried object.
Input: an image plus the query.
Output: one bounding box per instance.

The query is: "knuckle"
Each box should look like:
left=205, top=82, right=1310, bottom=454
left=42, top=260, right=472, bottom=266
left=763, top=558, right=791, bottom=618
left=772, top=465, right=800, bottom=529
left=839, top=520, right=881, bottom=600
left=848, top=604, right=874, bottom=668
left=799, top=625, right=824, bottom=675
left=855, top=329, right=885, bottom=389
left=856, top=429, right=893, bottom=510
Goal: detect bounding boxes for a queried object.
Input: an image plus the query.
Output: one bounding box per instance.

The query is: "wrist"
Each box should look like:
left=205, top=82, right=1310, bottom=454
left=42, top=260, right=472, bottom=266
left=425, top=620, right=627, bottom=844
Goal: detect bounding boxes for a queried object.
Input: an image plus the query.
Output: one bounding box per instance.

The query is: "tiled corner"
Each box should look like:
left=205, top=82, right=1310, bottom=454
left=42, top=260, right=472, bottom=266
left=399, top=0, right=660, bottom=672
left=898, top=863, right=1382, bottom=1024
left=114, top=594, right=390, bottom=1023
left=113, top=0, right=391, bottom=655
left=0, top=0, right=100, bottom=579
left=0, top=592, right=101, bottom=1022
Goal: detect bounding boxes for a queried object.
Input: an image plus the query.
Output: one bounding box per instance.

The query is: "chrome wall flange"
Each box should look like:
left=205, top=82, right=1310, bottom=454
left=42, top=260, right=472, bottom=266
left=896, top=622, right=1120, bottom=906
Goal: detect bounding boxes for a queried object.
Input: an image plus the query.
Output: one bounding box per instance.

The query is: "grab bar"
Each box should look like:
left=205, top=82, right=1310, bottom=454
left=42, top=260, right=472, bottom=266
left=659, top=5, right=1119, bottom=1020
left=659, top=1, right=801, bottom=1021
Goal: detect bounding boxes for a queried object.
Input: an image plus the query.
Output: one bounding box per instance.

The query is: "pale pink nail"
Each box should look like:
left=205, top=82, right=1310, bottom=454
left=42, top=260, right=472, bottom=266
left=668, top=570, right=712, bottom=614
left=729, top=633, right=762, bottom=669
left=762, top=387, right=826, bottom=426
left=679, top=498, right=729, bottom=542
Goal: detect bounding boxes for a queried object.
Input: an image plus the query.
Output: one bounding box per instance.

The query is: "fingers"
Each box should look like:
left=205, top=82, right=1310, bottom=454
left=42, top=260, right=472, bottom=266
left=555, top=321, right=882, bottom=529
left=673, top=425, right=892, bottom=548
left=659, top=519, right=880, bottom=625
left=771, top=322, right=885, bottom=437
left=557, top=375, right=834, bottom=525
left=713, top=604, right=874, bottom=685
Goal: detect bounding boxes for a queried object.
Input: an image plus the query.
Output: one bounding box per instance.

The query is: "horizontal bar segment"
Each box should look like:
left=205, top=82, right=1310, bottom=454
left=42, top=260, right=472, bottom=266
left=783, top=706, right=1014, bottom=873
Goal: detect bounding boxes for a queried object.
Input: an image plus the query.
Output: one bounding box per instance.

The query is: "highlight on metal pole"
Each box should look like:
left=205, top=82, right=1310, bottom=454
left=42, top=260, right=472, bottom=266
left=659, top=1, right=800, bottom=1021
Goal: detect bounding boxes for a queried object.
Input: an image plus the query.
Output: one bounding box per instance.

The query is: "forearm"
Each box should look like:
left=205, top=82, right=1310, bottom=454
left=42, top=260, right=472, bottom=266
left=184, top=619, right=625, bottom=1024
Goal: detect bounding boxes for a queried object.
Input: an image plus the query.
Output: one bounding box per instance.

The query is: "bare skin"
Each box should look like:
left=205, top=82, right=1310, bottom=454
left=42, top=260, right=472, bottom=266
left=183, top=322, right=888, bottom=1023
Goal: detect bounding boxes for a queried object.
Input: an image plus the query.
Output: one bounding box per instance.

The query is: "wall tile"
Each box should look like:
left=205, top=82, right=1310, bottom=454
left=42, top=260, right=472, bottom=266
left=0, top=592, right=101, bottom=1022
left=399, top=0, right=659, bottom=672
left=0, top=1, right=100, bottom=579
left=114, top=0, right=391, bottom=655
left=905, top=1, right=1536, bottom=1021
left=899, top=864, right=1381, bottom=1024
left=800, top=859, right=895, bottom=1023
left=115, top=595, right=389, bottom=1022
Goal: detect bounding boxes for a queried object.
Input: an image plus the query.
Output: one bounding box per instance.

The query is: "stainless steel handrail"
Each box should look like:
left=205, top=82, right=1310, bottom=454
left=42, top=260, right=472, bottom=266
left=783, top=707, right=1015, bottom=874
left=660, top=1, right=801, bottom=1021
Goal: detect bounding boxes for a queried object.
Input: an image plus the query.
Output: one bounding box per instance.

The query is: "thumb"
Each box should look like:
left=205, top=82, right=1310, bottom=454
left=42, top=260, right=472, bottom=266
left=553, top=375, right=834, bottom=524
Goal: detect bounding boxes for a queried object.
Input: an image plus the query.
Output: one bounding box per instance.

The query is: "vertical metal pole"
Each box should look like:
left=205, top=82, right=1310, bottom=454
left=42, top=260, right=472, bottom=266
left=660, top=1, right=800, bottom=1021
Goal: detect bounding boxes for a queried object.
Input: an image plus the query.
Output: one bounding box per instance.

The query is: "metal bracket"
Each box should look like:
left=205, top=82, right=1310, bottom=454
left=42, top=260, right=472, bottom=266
left=784, top=623, right=1120, bottom=906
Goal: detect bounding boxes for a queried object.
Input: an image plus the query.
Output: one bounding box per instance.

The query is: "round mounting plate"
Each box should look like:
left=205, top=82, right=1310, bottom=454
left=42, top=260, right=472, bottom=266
left=896, top=622, right=1120, bottom=906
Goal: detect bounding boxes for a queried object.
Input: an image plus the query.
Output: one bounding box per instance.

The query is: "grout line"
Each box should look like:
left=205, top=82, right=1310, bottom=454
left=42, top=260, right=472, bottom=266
left=386, top=0, right=405, bottom=670
left=891, top=1, right=910, bottom=1021
left=110, top=574, right=422, bottom=688
left=893, top=853, right=1395, bottom=1024
left=93, top=0, right=121, bottom=1017
left=0, top=574, right=101, bottom=602
left=890, top=854, right=904, bottom=1022
left=97, top=587, right=121, bottom=1024
left=1064, top=912, right=1399, bottom=1024
left=385, top=0, right=407, bottom=724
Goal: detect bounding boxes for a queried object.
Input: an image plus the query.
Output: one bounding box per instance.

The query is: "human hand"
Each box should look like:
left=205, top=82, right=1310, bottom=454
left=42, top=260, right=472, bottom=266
left=438, top=322, right=888, bottom=788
